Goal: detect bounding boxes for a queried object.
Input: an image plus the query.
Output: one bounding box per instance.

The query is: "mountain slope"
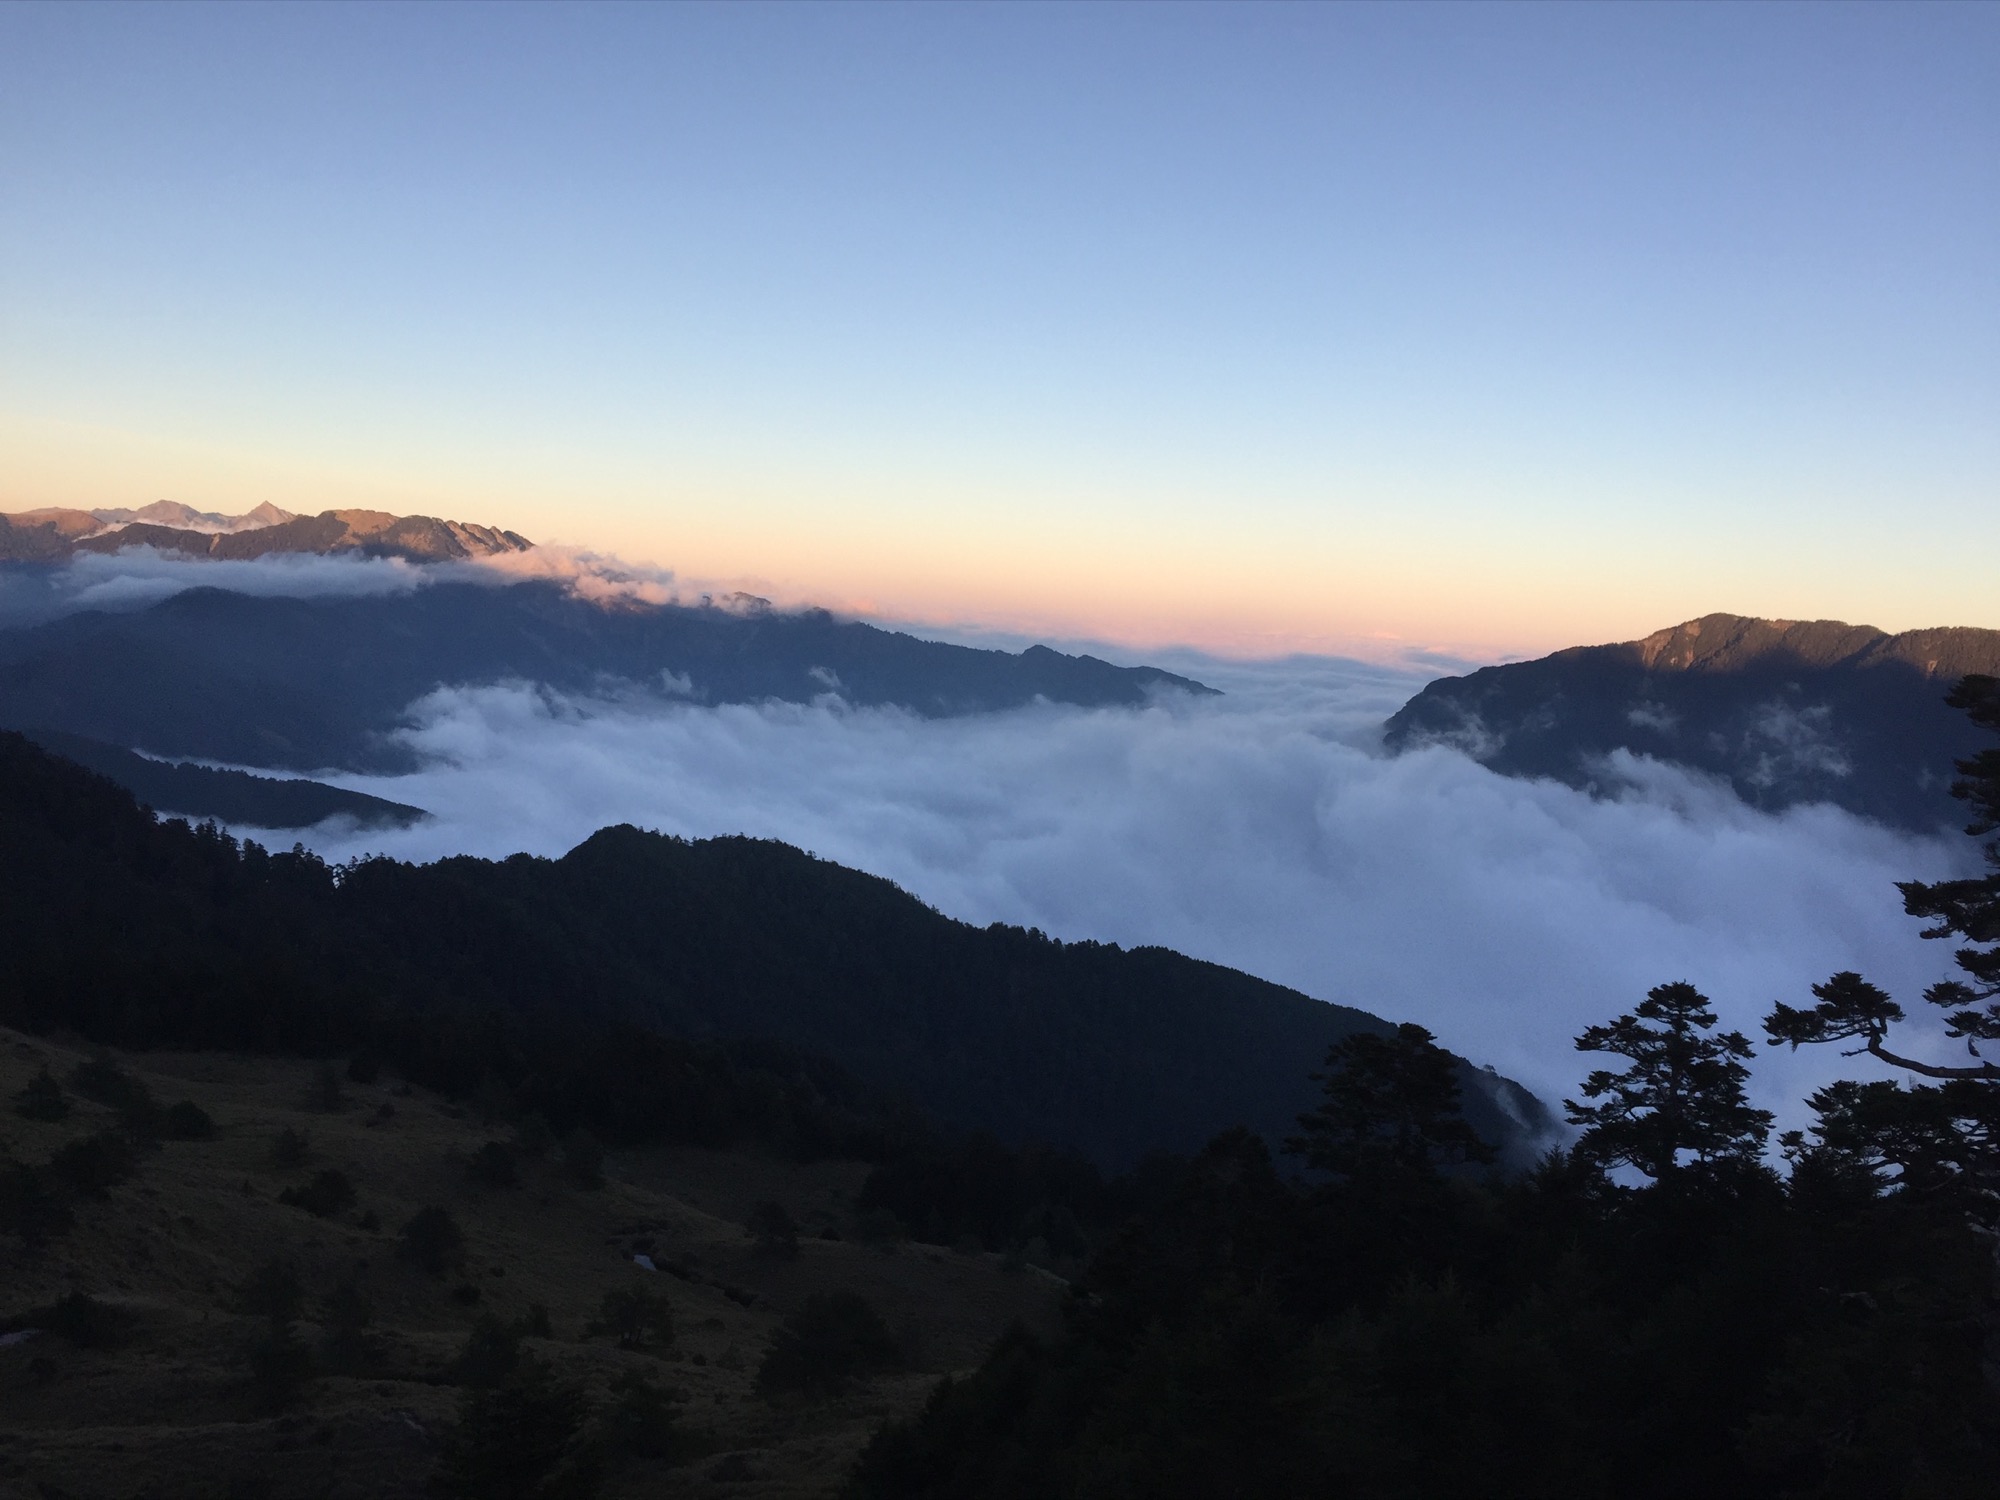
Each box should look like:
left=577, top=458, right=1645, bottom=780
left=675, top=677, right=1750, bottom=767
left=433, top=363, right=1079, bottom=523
left=0, top=581, right=1216, bottom=772
left=0, top=732, right=1547, bottom=1169
left=1384, top=613, right=2000, bottom=830
left=17, top=727, right=427, bottom=830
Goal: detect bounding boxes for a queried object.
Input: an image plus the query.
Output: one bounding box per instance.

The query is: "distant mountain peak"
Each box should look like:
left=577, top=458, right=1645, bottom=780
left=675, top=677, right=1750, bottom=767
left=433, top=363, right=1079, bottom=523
left=1387, top=612, right=2000, bottom=830
left=86, top=500, right=300, bottom=535
left=0, top=504, right=534, bottom=565
left=1621, top=613, right=2000, bottom=680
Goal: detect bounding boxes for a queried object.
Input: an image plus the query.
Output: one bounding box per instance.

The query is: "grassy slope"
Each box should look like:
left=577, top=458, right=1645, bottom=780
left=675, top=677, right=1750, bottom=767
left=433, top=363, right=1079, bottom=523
left=0, top=1032, right=1062, bottom=1500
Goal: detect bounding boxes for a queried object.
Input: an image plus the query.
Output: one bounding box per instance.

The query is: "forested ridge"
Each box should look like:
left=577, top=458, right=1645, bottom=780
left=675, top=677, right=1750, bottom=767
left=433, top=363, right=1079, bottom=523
left=0, top=726, right=1536, bottom=1171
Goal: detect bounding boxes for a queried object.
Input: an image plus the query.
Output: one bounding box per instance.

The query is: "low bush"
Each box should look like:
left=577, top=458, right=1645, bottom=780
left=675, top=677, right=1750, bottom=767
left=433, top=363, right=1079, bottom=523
left=162, top=1099, right=215, bottom=1139
left=746, top=1201, right=800, bottom=1259
left=235, top=1256, right=305, bottom=1322
left=278, top=1168, right=356, bottom=1218
left=601, top=1367, right=686, bottom=1461
left=249, top=1318, right=313, bottom=1412
left=44, top=1290, right=135, bottom=1349
left=587, top=1286, right=675, bottom=1353
left=0, top=1163, right=72, bottom=1245
left=467, top=1141, right=518, bottom=1188
left=13, top=1067, right=69, bottom=1121
left=319, top=1266, right=374, bottom=1374
left=429, top=1358, right=597, bottom=1500
left=562, top=1129, right=605, bottom=1188
left=398, top=1205, right=465, bottom=1276
left=756, top=1292, right=901, bottom=1399
left=448, top=1314, right=523, bottom=1388
left=48, top=1131, right=140, bottom=1197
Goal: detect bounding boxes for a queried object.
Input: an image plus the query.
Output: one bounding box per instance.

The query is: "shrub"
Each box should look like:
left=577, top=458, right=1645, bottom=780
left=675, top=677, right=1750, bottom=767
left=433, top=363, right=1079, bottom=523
left=601, top=1367, right=685, bottom=1461
left=399, top=1206, right=465, bottom=1277
left=0, top=1163, right=72, bottom=1245
left=235, top=1256, right=305, bottom=1323
left=48, top=1131, right=139, bottom=1197
left=68, top=1051, right=142, bottom=1109
left=853, top=1207, right=906, bottom=1247
left=13, top=1066, right=69, bottom=1121
left=755, top=1292, right=901, bottom=1399
left=319, top=1266, right=374, bottom=1374
left=45, top=1291, right=133, bottom=1349
left=271, top=1127, right=311, bottom=1167
left=746, top=1201, right=800, bottom=1259
left=249, top=1318, right=313, bottom=1412
left=562, top=1129, right=605, bottom=1188
left=428, top=1358, right=598, bottom=1500
left=467, top=1141, right=518, bottom=1189
left=279, top=1168, right=357, bottom=1219
left=162, top=1100, right=215, bottom=1140
left=311, top=1059, right=346, bottom=1113
left=448, top=1314, right=523, bottom=1388
left=587, top=1286, right=675, bottom=1353
left=513, top=1113, right=556, bottom=1157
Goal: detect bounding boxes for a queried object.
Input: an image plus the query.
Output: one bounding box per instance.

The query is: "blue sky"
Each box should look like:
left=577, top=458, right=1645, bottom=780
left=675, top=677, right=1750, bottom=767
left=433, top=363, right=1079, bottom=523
left=2, top=2, right=1993, bottom=656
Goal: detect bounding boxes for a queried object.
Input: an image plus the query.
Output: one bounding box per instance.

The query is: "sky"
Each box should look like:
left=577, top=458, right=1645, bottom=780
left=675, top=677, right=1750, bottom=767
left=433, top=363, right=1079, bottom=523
left=2, top=2, right=1995, bottom=659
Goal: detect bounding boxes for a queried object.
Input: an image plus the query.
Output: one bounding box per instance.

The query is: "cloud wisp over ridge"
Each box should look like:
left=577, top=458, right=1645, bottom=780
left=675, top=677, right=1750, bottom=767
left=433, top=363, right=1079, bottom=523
left=272, top=654, right=1972, bottom=1128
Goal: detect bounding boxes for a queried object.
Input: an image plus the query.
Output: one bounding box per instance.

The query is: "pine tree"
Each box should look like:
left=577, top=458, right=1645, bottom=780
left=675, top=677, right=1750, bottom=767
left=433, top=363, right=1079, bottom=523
left=1567, top=982, right=1772, bottom=1181
left=1764, top=674, right=2000, bottom=1401
left=1288, top=1023, right=1493, bottom=1182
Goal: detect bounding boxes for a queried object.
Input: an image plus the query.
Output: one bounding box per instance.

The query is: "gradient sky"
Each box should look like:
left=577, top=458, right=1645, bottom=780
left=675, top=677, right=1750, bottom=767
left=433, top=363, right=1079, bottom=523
left=2, top=2, right=1994, bottom=659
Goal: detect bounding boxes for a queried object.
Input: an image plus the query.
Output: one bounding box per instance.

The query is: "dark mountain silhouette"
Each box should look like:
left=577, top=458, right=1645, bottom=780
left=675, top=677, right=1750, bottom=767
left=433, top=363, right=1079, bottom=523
left=0, top=580, right=1217, bottom=772
left=16, top=727, right=426, bottom=830
left=0, top=730, right=1547, bottom=1170
left=1384, top=613, right=2000, bottom=830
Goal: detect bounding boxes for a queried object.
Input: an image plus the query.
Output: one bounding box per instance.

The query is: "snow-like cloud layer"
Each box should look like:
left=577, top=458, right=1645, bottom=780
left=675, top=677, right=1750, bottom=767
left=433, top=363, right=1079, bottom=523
left=0, top=547, right=437, bottom=625
left=0, top=544, right=805, bottom=628
left=271, top=654, right=1975, bottom=1131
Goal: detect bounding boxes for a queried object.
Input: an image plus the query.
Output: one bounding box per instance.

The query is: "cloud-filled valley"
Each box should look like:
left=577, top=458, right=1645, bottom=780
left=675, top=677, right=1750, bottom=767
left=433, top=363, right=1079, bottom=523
left=277, top=651, right=1973, bottom=1130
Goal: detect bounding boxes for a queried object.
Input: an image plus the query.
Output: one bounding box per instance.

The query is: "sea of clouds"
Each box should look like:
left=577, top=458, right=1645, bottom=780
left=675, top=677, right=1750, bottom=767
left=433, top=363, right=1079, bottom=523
left=6, top=545, right=1977, bottom=1131
left=293, top=655, right=1973, bottom=1133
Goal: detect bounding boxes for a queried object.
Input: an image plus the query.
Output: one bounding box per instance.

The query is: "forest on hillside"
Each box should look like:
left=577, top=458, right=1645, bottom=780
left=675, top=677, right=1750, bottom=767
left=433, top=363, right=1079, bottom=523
left=0, top=733, right=1540, bottom=1169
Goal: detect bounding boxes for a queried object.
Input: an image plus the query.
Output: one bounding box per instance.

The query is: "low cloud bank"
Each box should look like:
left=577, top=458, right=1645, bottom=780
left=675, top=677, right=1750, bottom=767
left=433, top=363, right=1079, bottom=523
left=277, top=655, right=1974, bottom=1131
left=0, top=544, right=819, bottom=629
left=0, top=547, right=437, bottom=625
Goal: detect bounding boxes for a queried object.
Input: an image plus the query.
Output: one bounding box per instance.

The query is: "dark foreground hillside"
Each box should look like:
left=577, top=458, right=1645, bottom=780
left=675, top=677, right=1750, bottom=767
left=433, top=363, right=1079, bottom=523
left=0, top=732, right=1546, bottom=1169
left=0, top=1032, right=1065, bottom=1499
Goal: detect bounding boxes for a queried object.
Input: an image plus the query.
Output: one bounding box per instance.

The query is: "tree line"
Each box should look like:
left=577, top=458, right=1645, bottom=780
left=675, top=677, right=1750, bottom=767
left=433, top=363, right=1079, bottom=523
left=851, top=676, right=2000, bottom=1499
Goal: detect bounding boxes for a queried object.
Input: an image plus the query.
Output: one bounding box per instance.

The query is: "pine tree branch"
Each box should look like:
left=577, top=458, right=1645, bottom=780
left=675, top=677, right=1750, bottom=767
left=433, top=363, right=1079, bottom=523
left=1865, top=1037, right=2000, bottom=1082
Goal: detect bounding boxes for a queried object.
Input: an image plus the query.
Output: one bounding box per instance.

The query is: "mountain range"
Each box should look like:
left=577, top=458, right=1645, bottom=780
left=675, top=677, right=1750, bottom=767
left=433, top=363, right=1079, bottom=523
left=0, top=503, right=531, bottom=564
left=0, top=506, right=1216, bottom=798
left=12, top=503, right=1997, bottom=837
left=1385, top=613, right=2000, bottom=831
